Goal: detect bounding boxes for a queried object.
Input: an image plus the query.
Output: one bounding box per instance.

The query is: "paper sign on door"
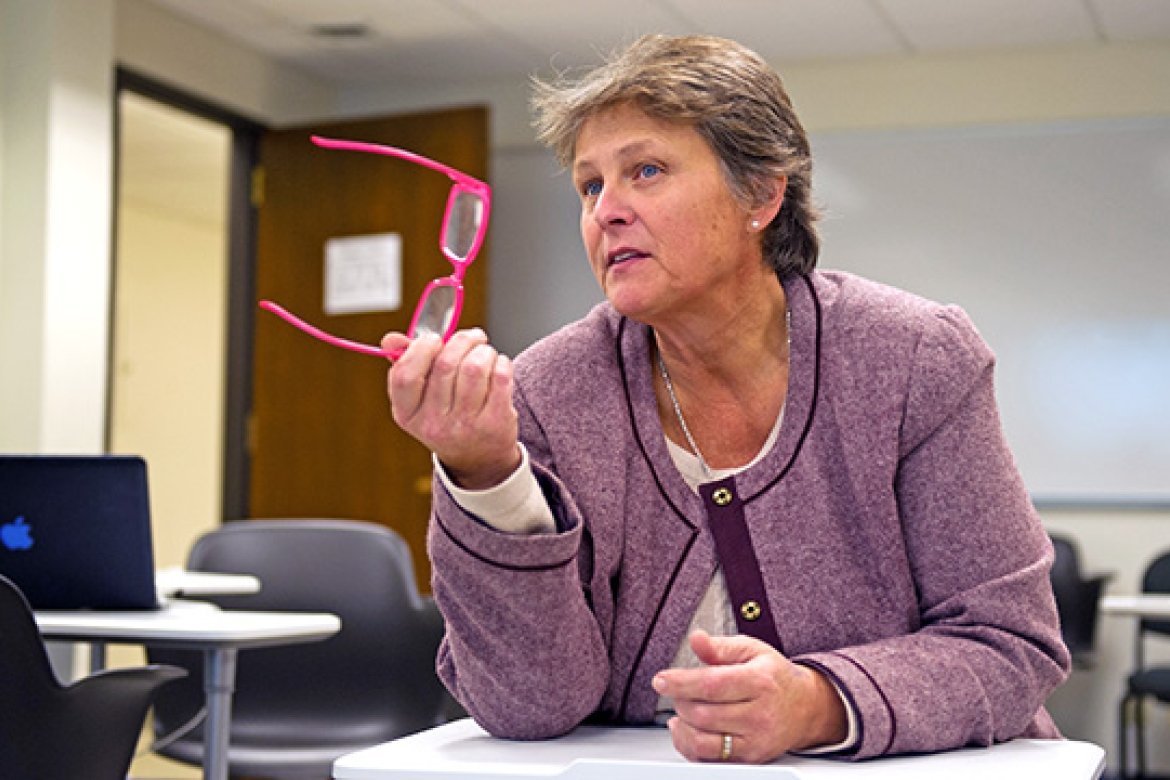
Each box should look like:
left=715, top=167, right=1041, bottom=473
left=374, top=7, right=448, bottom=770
left=324, top=233, right=402, bottom=315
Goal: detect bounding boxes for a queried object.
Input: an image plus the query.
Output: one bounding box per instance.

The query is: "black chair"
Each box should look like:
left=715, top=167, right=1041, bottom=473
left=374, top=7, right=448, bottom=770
left=0, top=573, right=185, bottom=780
left=1118, top=550, right=1170, bottom=779
left=147, top=518, right=454, bottom=779
left=1048, top=533, right=1111, bottom=668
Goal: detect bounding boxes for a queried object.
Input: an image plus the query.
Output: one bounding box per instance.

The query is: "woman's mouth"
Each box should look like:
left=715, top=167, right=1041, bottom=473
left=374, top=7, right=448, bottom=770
left=607, top=249, right=647, bottom=268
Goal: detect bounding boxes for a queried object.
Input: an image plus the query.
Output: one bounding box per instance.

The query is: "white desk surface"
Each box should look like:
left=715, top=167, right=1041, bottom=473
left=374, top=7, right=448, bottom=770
left=332, top=719, right=1105, bottom=780
left=36, top=598, right=340, bottom=647
left=155, top=567, right=261, bottom=598
left=1101, top=594, right=1170, bottom=618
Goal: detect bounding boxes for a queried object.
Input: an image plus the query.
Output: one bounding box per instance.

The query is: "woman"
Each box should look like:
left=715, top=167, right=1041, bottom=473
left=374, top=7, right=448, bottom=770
left=382, top=34, right=1069, bottom=764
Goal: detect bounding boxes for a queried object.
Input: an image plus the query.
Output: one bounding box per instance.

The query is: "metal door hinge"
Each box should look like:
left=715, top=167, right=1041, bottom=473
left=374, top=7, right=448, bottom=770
left=246, top=411, right=259, bottom=455
left=251, top=166, right=265, bottom=208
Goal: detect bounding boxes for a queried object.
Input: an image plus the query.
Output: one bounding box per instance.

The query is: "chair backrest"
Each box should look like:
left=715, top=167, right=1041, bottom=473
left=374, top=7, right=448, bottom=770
left=1140, top=550, right=1170, bottom=638
left=1048, top=533, right=1108, bottom=664
left=0, top=571, right=59, bottom=700
left=0, top=574, right=185, bottom=780
left=149, top=519, right=448, bottom=754
left=1050, top=535, right=1082, bottom=591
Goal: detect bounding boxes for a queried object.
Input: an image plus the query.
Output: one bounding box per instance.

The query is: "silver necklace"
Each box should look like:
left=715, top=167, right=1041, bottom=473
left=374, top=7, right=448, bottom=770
left=657, top=348, right=713, bottom=478
left=655, top=307, right=791, bottom=480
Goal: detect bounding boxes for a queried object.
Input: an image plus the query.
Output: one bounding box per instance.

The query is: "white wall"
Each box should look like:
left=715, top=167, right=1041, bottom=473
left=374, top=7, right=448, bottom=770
left=0, top=0, right=115, bottom=453
left=811, top=118, right=1170, bottom=503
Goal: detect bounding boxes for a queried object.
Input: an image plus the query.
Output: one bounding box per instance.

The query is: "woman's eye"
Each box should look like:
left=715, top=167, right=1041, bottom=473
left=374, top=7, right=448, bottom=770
left=637, top=163, right=662, bottom=180
left=581, top=180, right=603, bottom=198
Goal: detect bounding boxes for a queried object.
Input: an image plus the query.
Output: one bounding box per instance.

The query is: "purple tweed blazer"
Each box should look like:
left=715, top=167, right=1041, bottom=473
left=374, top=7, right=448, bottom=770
left=427, top=270, right=1070, bottom=759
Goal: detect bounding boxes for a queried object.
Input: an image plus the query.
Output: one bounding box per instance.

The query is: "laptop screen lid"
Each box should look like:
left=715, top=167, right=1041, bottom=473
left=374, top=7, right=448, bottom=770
left=0, top=455, right=160, bottom=610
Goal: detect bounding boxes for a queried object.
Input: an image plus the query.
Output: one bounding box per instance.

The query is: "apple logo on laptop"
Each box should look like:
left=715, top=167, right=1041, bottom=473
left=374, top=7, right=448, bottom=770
left=1, top=516, right=34, bottom=551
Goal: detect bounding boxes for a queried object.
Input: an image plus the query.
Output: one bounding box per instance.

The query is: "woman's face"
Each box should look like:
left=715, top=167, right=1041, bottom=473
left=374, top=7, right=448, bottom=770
left=572, top=102, right=760, bottom=325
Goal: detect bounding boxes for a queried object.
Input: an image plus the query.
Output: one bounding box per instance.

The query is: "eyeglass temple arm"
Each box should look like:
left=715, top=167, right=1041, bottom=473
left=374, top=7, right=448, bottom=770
left=310, top=135, right=489, bottom=194
left=258, top=300, right=402, bottom=360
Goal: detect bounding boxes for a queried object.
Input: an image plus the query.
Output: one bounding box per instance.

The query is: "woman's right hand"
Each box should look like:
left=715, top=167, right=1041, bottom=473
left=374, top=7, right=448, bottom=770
left=382, top=328, right=522, bottom=491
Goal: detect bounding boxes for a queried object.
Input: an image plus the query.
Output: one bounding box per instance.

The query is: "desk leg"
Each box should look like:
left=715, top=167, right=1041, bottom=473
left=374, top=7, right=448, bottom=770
left=89, top=641, right=107, bottom=673
left=202, top=647, right=238, bottom=780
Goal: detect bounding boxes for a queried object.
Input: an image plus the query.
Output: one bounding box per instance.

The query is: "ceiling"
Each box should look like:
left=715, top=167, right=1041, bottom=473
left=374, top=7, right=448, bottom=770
left=145, top=0, right=1170, bottom=90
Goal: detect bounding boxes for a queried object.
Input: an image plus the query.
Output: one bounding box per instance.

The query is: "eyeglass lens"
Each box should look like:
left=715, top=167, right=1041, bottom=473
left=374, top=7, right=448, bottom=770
left=414, top=285, right=459, bottom=338
left=443, top=190, right=484, bottom=261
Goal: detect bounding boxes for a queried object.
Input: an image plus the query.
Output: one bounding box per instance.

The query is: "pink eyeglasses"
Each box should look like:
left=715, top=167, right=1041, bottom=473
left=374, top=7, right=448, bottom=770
left=260, top=135, right=491, bottom=360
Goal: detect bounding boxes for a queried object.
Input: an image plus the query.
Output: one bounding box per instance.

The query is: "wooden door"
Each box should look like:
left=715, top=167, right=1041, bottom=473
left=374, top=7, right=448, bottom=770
left=249, top=107, right=489, bottom=592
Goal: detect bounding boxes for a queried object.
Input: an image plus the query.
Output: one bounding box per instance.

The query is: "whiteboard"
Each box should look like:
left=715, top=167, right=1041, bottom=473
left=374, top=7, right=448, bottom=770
left=811, top=118, right=1170, bottom=504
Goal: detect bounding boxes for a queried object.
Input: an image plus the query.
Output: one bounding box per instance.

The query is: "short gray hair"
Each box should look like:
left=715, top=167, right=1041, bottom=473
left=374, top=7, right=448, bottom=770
left=531, top=34, right=819, bottom=277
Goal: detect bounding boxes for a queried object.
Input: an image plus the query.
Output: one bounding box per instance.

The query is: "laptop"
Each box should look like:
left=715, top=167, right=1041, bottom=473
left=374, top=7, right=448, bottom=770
left=0, top=454, right=161, bottom=610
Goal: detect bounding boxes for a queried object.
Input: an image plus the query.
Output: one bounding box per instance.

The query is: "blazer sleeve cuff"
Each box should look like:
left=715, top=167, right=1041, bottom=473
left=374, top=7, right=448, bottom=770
left=433, top=444, right=557, bottom=535
left=795, top=651, right=896, bottom=759
left=430, top=457, right=583, bottom=572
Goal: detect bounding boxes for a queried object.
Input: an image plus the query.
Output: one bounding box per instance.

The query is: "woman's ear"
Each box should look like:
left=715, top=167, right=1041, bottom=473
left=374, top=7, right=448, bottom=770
left=749, top=175, right=787, bottom=232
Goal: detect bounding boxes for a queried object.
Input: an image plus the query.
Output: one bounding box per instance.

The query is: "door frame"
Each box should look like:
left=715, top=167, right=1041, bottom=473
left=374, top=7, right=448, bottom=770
left=112, top=68, right=265, bottom=522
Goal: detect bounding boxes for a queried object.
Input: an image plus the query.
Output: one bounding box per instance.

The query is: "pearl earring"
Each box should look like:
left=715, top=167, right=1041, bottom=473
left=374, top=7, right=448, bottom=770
left=750, top=219, right=761, bottom=230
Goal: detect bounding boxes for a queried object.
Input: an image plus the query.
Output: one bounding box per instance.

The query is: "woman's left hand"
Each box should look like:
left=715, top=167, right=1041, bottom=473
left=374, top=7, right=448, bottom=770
left=651, top=630, right=847, bottom=764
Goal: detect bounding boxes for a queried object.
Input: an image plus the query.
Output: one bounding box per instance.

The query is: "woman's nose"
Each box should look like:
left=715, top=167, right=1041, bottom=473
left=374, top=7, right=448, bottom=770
left=593, top=184, right=634, bottom=228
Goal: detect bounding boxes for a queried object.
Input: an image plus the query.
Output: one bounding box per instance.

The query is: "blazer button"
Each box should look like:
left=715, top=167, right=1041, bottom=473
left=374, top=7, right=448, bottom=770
left=740, top=600, right=762, bottom=621
left=712, top=487, right=734, bottom=506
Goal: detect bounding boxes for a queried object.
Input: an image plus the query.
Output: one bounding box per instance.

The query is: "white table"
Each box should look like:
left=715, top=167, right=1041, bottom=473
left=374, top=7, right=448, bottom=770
left=38, top=599, right=340, bottom=780
left=332, top=718, right=1105, bottom=780
left=73, top=569, right=264, bottom=672
left=1101, top=594, right=1170, bottom=618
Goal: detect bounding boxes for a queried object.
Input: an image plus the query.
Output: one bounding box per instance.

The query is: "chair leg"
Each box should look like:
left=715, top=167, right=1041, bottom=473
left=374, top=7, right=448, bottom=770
left=1119, top=695, right=1130, bottom=780
left=1135, top=694, right=1146, bottom=779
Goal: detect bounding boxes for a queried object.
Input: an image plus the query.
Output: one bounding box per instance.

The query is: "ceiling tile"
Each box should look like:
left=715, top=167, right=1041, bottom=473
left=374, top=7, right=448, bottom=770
left=292, top=36, right=539, bottom=87
left=877, top=0, right=1100, bottom=53
left=216, top=0, right=470, bottom=40
left=444, top=0, right=695, bottom=75
left=1089, top=0, right=1170, bottom=41
left=667, top=0, right=908, bottom=62
left=148, top=0, right=485, bottom=60
left=147, top=0, right=298, bottom=48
